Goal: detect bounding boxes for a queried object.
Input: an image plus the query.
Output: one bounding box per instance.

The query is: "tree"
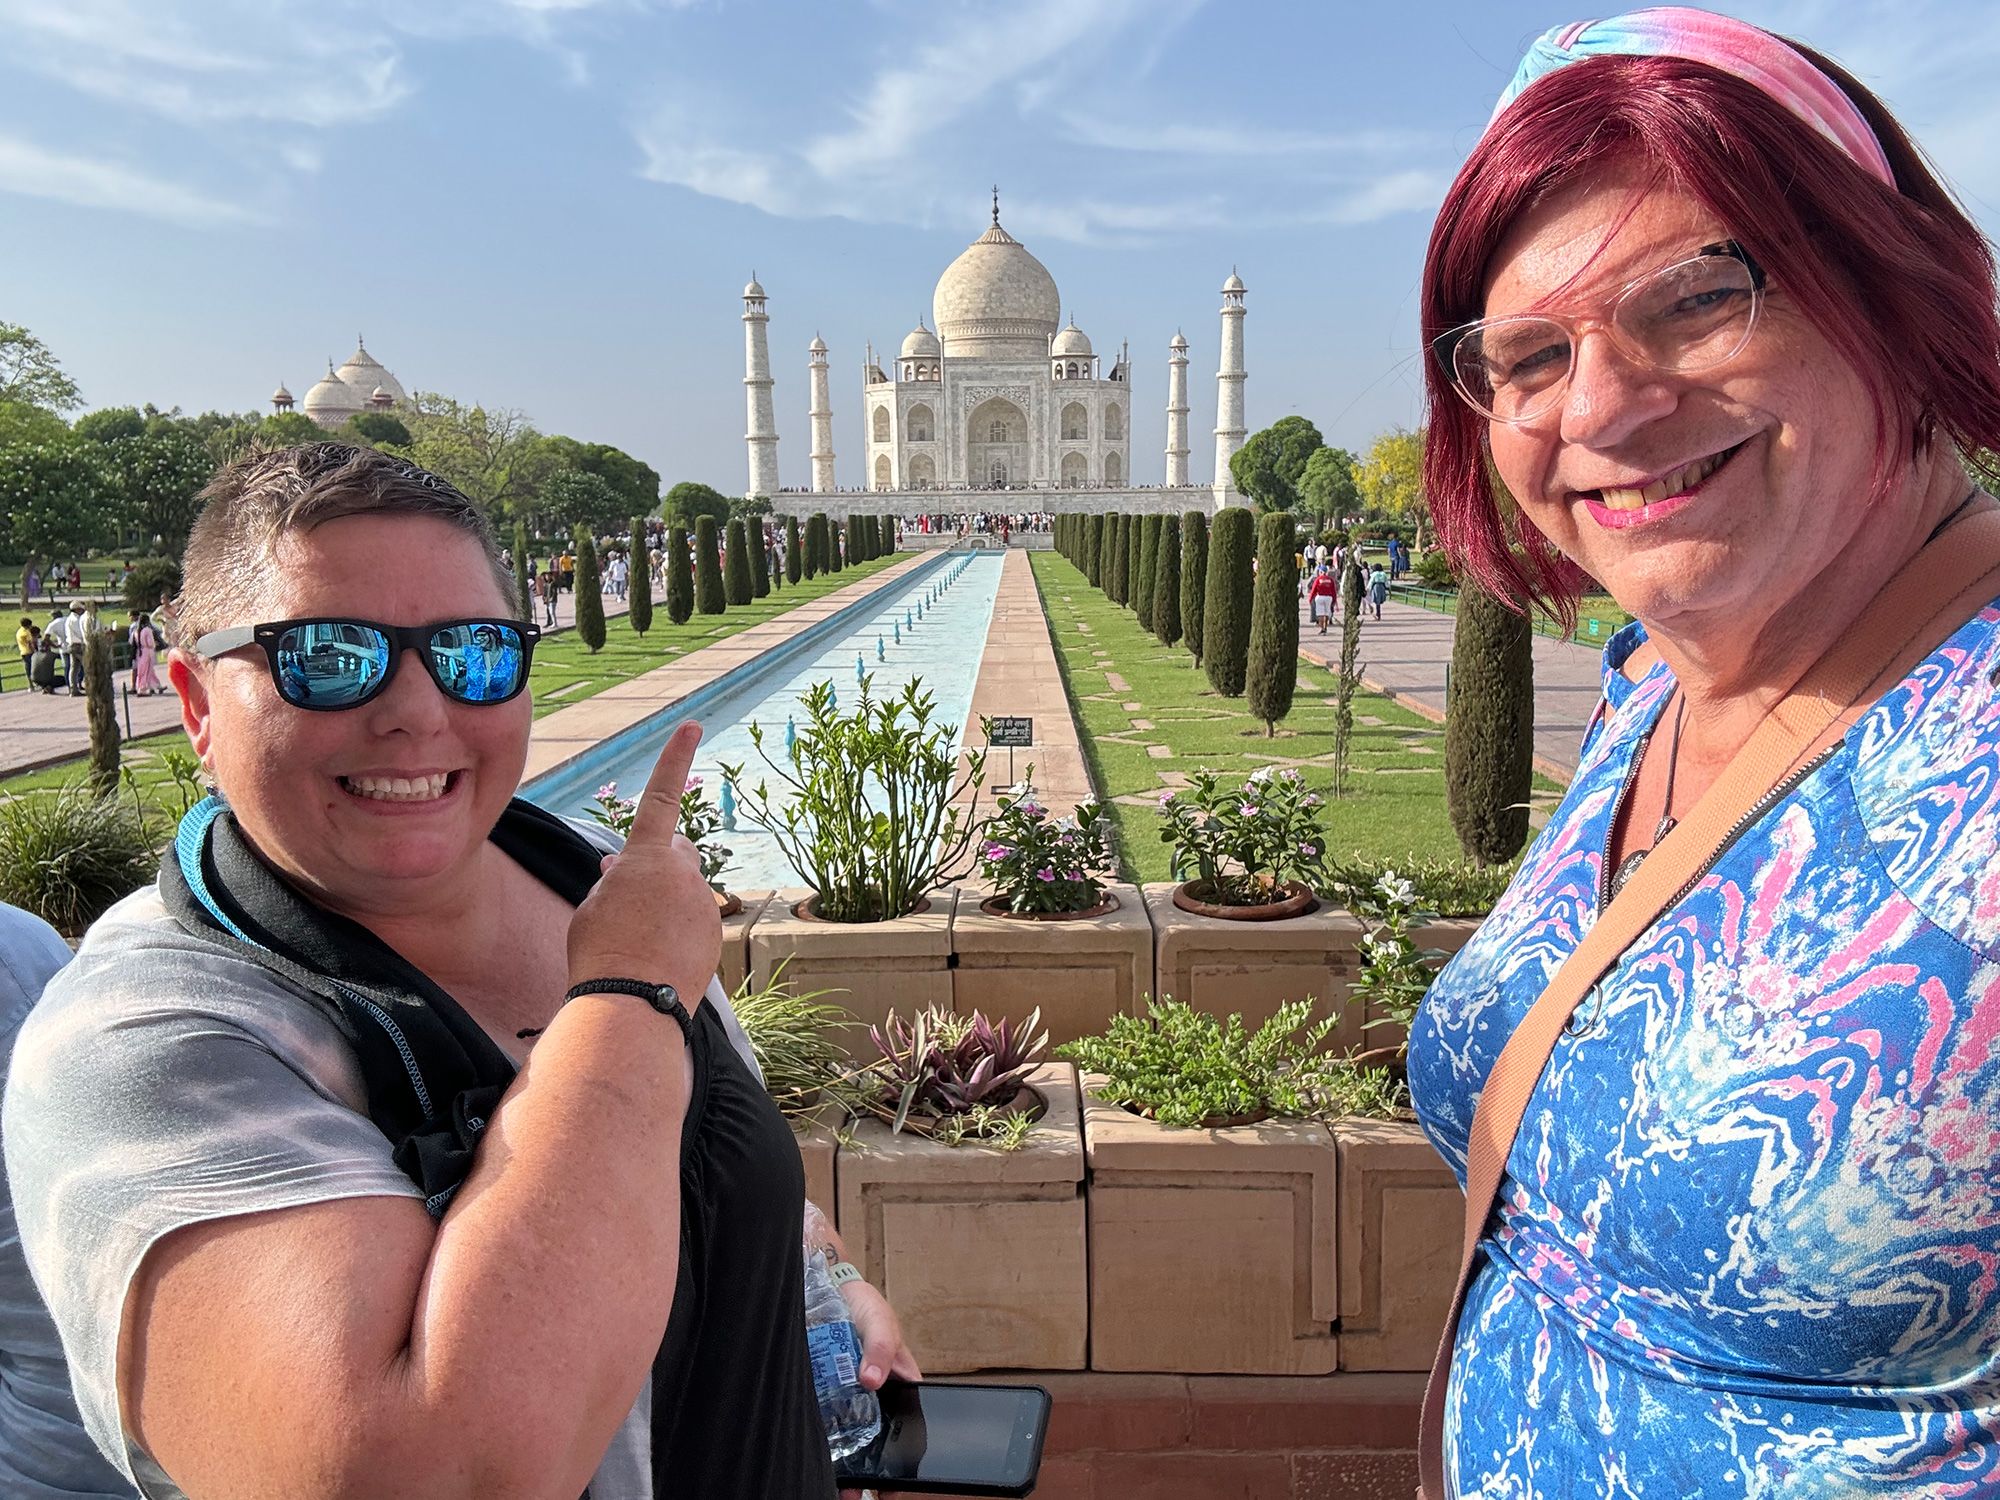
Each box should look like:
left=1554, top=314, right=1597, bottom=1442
left=546, top=437, right=660, bottom=520
left=1106, top=514, right=1126, bottom=604
left=512, top=521, right=532, bottom=616
left=1181, top=510, right=1209, bottom=666
left=572, top=526, right=606, bottom=653
left=1331, top=551, right=1364, bottom=795
left=0, top=401, right=67, bottom=448
left=257, top=411, right=328, bottom=449
left=108, top=431, right=212, bottom=559
left=628, top=515, right=654, bottom=635
left=541, top=468, right=629, bottom=540
left=830, top=519, right=845, bottom=572
left=1153, top=513, right=1183, bottom=648
left=122, top=556, right=181, bottom=614
left=666, top=481, right=733, bottom=531
left=339, top=411, right=414, bottom=448
left=1229, top=415, right=1324, bottom=513
left=1203, top=507, right=1255, bottom=697
left=729, top=492, right=776, bottom=522
left=879, top=513, right=896, bottom=553
left=695, top=515, right=725, bottom=614
left=0, top=323, right=81, bottom=412
left=804, top=514, right=825, bottom=579
left=386, top=394, right=552, bottom=529
left=724, top=518, right=753, bottom=605
left=1299, top=445, right=1361, bottom=527
left=665, top=522, right=694, bottom=624
left=1355, top=427, right=1430, bottom=550
left=73, top=407, right=146, bottom=444
left=1246, top=511, right=1300, bottom=735
left=0, top=438, right=117, bottom=566
left=749, top=517, right=770, bottom=598
left=1082, top=513, right=1101, bottom=586
left=1132, top=514, right=1157, bottom=629
left=1446, top=583, right=1534, bottom=865
left=85, top=624, right=119, bottom=796
left=786, top=516, right=803, bottom=584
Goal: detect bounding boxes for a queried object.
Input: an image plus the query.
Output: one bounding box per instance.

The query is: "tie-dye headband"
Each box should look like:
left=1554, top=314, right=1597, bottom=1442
left=1491, top=6, right=1895, bottom=188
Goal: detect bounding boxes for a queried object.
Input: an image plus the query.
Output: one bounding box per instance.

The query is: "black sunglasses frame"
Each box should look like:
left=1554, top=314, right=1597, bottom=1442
left=194, top=616, right=541, bottom=712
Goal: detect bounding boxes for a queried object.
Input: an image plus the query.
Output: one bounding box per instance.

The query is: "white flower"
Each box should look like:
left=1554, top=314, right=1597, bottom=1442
left=1377, top=874, right=1416, bottom=907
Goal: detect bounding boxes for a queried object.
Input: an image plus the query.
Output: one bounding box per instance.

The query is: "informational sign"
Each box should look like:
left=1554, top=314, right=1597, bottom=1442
left=986, top=716, right=1033, bottom=747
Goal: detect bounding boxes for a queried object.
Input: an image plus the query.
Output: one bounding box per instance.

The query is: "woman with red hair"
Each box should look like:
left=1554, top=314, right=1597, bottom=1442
left=1409, top=9, right=2000, bottom=1495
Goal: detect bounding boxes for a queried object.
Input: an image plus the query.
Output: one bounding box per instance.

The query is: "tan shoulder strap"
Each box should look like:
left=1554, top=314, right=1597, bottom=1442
left=1416, top=508, right=2000, bottom=1500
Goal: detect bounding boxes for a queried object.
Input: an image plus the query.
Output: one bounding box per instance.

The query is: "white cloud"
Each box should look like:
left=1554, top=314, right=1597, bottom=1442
left=0, top=133, right=268, bottom=227
left=1310, top=169, right=1450, bottom=226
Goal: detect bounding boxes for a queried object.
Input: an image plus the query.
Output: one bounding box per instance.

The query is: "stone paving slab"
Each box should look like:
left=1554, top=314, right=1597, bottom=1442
left=1294, top=594, right=1604, bottom=785
left=958, top=548, right=1094, bottom=818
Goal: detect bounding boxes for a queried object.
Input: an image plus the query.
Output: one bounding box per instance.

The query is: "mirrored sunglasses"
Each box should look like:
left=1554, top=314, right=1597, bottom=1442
left=194, top=617, right=539, bottom=711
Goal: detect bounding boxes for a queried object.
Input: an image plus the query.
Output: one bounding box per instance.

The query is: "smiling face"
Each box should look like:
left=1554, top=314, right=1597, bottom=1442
left=1482, top=160, right=1885, bottom=635
left=171, top=511, right=531, bottom=919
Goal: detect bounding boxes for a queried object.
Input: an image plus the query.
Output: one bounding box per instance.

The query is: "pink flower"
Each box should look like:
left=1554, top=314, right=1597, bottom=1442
left=1299, top=842, right=1318, bottom=857
left=597, top=782, right=620, bottom=800
left=1157, top=789, right=1177, bottom=807
left=983, top=842, right=1013, bottom=861
left=1240, top=803, right=1259, bottom=816
left=1065, top=870, right=1084, bottom=881
left=1036, top=867, right=1056, bottom=882
left=1021, top=800, right=1045, bottom=818
left=684, top=774, right=703, bottom=791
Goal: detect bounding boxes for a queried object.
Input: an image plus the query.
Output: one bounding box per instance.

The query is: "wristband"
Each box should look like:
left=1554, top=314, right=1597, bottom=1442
left=563, top=978, right=693, bottom=1044
left=828, top=1260, right=864, bottom=1288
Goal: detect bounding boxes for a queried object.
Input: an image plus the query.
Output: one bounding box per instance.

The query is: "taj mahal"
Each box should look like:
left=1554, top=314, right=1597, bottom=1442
left=748, top=193, right=1249, bottom=517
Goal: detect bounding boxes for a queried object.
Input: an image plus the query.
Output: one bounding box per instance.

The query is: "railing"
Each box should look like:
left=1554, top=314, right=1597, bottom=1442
left=1389, top=584, right=1628, bottom=644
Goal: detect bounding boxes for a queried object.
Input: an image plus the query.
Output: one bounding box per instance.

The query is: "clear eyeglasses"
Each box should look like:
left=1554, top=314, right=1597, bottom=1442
left=1432, top=240, right=1767, bottom=425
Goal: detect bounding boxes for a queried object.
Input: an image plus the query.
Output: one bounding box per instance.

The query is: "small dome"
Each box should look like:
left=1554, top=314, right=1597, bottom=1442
left=271, top=383, right=294, bottom=402
left=1169, top=331, right=1189, bottom=350
left=899, top=319, right=941, bottom=359
left=1051, top=320, right=1093, bottom=357
left=302, top=361, right=365, bottom=425
left=370, top=385, right=394, bottom=406
left=809, top=334, right=828, bottom=354
left=744, top=276, right=766, bottom=299
left=1222, top=270, right=1246, bottom=293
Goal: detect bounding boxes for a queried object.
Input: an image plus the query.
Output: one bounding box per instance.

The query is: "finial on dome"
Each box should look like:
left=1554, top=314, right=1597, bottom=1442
left=992, top=185, right=1000, bottom=225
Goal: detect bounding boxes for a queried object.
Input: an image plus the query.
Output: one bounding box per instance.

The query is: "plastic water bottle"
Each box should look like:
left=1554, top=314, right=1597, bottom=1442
left=803, top=1204, right=880, bottom=1460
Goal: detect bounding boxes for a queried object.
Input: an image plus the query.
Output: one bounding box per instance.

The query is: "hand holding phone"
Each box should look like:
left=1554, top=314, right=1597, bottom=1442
left=832, top=1379, right=1051, bottom=1497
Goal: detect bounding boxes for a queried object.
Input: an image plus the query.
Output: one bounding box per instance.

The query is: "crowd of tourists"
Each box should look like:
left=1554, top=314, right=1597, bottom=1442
left=909, top=511, right=1052, bottom=539
left=10, top=602, right=169, bottom=697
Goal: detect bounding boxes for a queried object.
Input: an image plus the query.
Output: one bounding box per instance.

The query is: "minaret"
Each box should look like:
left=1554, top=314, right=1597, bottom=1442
left=742, top=274, right=780, bottom=499
left=1165, top=331, right=1190, bottom=488
left=1212, top=269, right=1247, bottom=507
left=808, top=334, right=836, bottom=494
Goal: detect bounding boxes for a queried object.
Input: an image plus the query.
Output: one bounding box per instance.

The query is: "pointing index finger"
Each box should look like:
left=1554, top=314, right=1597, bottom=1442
left=626, top=720, right=702, bottom=845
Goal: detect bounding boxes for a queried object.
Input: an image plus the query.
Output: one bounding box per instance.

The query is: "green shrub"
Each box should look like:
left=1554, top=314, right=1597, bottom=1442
left=0, top=783, right=160, bottom=937
left=1152, top=513, right=1182, bottom=648
left=804, top=514, right=824, bottom=580
left=1059, top=997, right=1402, bottom=1127
left=1322, top=854, right=1518, bottom=917
left=1132, top=515, right=1157, bottom=628
left=665, top=522, right=694, bottom=624
left=1109, top=513, right=1128, bottom=604
left=879, top=513, right=896, bottom=554
left=724, top=518, right=753, bottom=605
left=1202, top=508, right=1255, bottom=696
left=786, top=516, right=803, bottom=584
left=572, top=526, right=606, bottom=651
left=730, top=958, right=872, bottom=1125
left=1181, top=511, right=1208, bottom=665
left=1414, top=550, right=1456, bottom=589
left=122, top=556, right=181, bottom=616
left=1084, top=513, right=1103, bottom=587
left=748, top=517, right=770, bottom=598
left=830, top=518, right=846, bottom=572
left=628, top=516, right=654, bottom=635
left=695, top=515, right=725, bottom=615
left=1246, top=511, right=1299, bottom=735
left=1446, top=583, right=1533, bottom=865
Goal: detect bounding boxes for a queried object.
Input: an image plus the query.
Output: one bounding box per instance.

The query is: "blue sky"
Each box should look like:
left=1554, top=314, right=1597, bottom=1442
left=3, top=0, right=1997, bottom=495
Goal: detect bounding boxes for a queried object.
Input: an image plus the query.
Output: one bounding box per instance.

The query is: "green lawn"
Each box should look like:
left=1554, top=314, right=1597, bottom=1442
left=1032, top=552, right=1558, bottom=885
left=0, top=555, right=909, bottom=811
left=1393, top=582, right=1633, bottom=645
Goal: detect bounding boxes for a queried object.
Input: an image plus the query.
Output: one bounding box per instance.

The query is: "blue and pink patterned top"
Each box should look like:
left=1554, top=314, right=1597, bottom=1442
left=1410, top=602, right=2000, bottom=1497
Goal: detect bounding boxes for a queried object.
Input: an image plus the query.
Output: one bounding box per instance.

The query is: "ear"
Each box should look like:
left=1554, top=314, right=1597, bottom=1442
left=166, top=650, right=215, bottom=768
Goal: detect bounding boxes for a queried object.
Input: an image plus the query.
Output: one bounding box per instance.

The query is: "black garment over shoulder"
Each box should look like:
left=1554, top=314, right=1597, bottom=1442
left=160, top=796, right=834, bottom=1499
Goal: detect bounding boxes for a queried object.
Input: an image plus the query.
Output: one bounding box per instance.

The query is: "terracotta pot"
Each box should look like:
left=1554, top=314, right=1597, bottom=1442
left=976, top=889, right=1121, bottom=921
left=715, top=889, right=744, bottom=919
left=793, top=893, right=932, bottom=923
left=1171, top=878, right=1319, bottom=921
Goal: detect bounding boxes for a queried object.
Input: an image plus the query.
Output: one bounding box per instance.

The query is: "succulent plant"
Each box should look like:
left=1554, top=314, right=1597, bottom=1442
left=866, top=1004, right=1048, bottom=1138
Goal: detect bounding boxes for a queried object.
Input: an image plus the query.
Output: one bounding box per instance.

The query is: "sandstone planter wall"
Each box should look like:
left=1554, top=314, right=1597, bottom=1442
left=1143, top=883, right=1371, bottom=1050
left=836, top=1061, right=1088, bottom=1374
left=718, top=888, right=774, bottom=998
left=1080, top=1075, right=1339, bottom=1375
left=748, top=887, right=959, bottom=1050
left=795, top=1119, right=838, bottom=1223
left=951, top=881, right=1155, bottom=1047
left=1332, top=1119, right=1463, bottom=1373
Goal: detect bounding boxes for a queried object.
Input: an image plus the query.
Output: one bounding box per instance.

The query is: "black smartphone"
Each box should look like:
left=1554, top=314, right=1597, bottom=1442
left=832, top=1379, right=1051, bottom=1497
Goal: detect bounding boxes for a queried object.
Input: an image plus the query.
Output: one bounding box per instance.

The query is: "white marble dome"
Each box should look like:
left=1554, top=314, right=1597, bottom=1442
left=334, top=339, right=407, bottom=406
left=1051, top=320, right=1092, bottom=357
left=899, top=319, right=941, bottom=359
left=932, top=218, right=1060, bottom=360
left=302, top=362, right=365, bottom=426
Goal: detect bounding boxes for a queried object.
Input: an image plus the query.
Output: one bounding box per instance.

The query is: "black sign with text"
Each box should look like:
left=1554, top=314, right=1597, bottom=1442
left=986, top=716, right=1033, bottom=748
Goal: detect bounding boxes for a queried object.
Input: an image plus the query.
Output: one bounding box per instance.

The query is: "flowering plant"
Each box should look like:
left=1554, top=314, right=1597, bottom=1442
left=1155, top=766, right=1328, bottom=906
left=587, top=776, right=733, bottom=893
left=974, top=776, right=1116, bottom=914
left=1334, top=871, right=1449, bottom=1040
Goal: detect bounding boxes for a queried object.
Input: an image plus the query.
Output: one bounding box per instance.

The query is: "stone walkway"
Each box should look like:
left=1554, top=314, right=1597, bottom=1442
left=0, top=588, right=628, bottom=780
left=959, top=548, right=1092, bottom=816
left=1294, top=593, right=1608, bottom=785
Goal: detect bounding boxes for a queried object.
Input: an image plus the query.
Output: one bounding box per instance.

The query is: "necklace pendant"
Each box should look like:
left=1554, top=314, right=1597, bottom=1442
left=1610, top=846, right=1647, bottom=899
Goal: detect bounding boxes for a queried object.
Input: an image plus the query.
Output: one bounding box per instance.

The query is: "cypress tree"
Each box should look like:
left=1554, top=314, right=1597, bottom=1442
left=573, top=526, right=607, bottom=652
left=1446, top=583, right=1535, bottom=865
left=749, top=519, right=771, bottom=597
left=1246, top=511, right=1299, bottom=735
left=628, top=515, right=654, bottom=636
left=724, top=518, right=753, bottom=605
left=1088, top=513, right=1105, bottom=588
left=666, top=522, right=694, bottom=624
left=830, top=518, right=846, bottom=572
left=85, top=621, right=119, bottom=795
left=1106, top=514, right=1126, bottom=604
left=1181, top=510, right=1209, bottom=666
left=1131, top=515, right=1156, bottom=627
left=786, top=516, right=804, bottom=584
left=1203, top=507, right=1255, bottom=696
left=864, top=514, right=881, bottom=561
left=511, top=521, right=531, bottom=616
left=1153, top=513, right=1182, bottom=648
left=802, top=514, right=821, bottom=579
left=695, top=515, right=725, bottom=615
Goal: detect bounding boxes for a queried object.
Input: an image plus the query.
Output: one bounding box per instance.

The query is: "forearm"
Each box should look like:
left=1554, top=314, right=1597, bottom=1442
left=389, top=997, right=689, bottom=1497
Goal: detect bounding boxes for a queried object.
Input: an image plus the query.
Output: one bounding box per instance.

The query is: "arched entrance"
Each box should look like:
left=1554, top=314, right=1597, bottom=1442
left=908, top=453, right=936, bottom=489
left=1060, top=451, right=1088, bottom=487
left=874, top=454, right=891, bottom=490
left=967, top=396, right=1030, bottom=490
